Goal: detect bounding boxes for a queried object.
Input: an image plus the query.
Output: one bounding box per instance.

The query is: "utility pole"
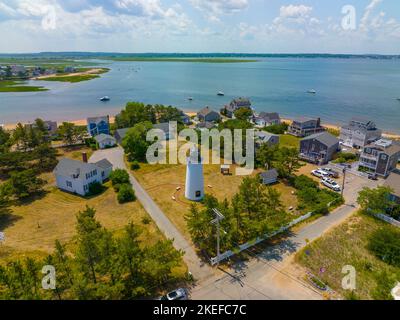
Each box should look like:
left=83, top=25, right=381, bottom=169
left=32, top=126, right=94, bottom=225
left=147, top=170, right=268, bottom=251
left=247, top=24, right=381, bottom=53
left=341, top=167, right=347, bottom=198
left=211, top=208, right=225, bottom=266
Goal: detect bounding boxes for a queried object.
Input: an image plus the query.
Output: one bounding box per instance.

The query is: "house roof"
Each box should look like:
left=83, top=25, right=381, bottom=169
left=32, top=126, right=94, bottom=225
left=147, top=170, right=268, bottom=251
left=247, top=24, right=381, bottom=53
left=115, top=128, right=130, bottom=140
left=256, top=131, right=278, bottom=141
left=87, top=115, right=109, bottom=123
left=293, top=116, right=316, bottom=124
left=384, top=173, right=400, bottom=198
left=302, top=132, right=339, bottom=148
left=365, top=140, right=400, bottom=156
left=94, top=133, right=115, bottom=143
left=231, top=97, right=251, bottom=107
left=94, top=159, right=113, bottom=169
left=54, top=158, right=98, bottom=180
left=259, top=112, right=280, bottom=121
left=198, top=106, right=218, bottom=117
left=260, top=169, right=279, bottom=180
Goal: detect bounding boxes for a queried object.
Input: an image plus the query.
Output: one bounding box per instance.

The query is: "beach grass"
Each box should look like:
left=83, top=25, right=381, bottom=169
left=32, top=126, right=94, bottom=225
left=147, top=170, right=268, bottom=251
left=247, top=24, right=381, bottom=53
left=0, top=80, right=48, bottom=92
left=295, top=213, right=400, bottom=300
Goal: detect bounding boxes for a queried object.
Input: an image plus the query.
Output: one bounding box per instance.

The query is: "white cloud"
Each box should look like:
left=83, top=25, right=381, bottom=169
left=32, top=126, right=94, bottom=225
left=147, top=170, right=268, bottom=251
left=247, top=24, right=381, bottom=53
left=190, top=0, right=248, bottom=20
left=279, top=4, right=312, bottom=19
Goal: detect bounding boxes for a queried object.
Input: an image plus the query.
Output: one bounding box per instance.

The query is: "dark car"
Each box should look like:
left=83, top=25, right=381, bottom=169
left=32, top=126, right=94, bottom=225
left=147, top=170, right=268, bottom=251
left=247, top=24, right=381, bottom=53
left=322, top=168, right=340, bottom=179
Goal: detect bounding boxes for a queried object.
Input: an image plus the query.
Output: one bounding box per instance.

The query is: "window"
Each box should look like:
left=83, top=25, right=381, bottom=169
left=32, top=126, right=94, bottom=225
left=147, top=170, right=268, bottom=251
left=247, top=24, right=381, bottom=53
left=66, top=181, right=72, bottom=188
left=84, top=184, right=88, bottom=192
left=381, top=154, right=388, bottom=161
left=196, top=191, right=201, bottom=198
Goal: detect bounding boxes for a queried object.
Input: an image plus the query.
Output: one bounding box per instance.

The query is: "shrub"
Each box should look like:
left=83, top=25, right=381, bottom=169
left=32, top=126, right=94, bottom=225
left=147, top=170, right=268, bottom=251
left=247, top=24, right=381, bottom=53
left=293, top=175, right=318, bottom=190
left=368, top=228, right=400, bottom=267
left=142, top=216, right=151, bottom=225
left=264, top=122, right=289, bottom=135
left=88, top=182, right=104, bottom=196
left=110, top=169, right=130, bottom=187
left=117, top=184, right=136, bottom=203
left=130, top=161, right=140, bottom=171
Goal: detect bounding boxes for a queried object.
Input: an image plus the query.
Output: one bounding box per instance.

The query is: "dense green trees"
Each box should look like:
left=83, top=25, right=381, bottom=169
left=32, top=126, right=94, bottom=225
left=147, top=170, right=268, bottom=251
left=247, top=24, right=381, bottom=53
left=6, top=169, right=46, bottom=199
left=58, top=122, right=83, bottom=146
left=110, top=169, right=136, bottom=203
left=186, top=177, right=291, bottom=256
left=234, top=107, right=253, bottom=121
left=357, top=186, right=397, bottom=217
left=0, top=207, right=185, bottom=300
left=263, top=122, right=289, bottom=135
left=115, top=102, right=183, bottom=129
left=122, top=121, right=153, bottom=162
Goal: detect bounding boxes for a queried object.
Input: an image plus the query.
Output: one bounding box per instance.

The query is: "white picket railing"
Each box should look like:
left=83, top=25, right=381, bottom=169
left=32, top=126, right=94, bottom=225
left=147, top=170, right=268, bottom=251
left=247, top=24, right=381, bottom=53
left=375, top=213, right=400, bottom=227
left=210, top=212, right=313, bottom=266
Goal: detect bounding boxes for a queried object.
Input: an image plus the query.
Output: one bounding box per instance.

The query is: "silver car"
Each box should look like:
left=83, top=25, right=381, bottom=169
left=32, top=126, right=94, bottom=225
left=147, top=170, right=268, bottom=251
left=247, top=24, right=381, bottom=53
left=159, top=288, right=189, bottom=301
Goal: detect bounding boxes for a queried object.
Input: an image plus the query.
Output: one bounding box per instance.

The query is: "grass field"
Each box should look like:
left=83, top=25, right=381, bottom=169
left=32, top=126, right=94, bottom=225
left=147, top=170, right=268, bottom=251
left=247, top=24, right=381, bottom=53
left=280, top=134, right=300, bottom=148
left=296, top=213, right=400, bottom=300
left=0, top=80, right=48, bottom=92
left=131, top=156, right=299, bottom=241
left=0, top=146, right=166, bottom=265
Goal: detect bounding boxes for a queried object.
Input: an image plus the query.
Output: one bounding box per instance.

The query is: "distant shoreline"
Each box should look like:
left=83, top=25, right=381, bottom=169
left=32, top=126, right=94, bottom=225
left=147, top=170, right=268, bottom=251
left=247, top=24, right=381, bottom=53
left=3, top=113, right=399, bottom=140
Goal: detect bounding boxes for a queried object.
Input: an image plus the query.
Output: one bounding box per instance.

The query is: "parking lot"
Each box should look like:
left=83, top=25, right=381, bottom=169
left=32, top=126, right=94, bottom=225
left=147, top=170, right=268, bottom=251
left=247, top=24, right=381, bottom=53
left=298, top=162, right=381, bottom=206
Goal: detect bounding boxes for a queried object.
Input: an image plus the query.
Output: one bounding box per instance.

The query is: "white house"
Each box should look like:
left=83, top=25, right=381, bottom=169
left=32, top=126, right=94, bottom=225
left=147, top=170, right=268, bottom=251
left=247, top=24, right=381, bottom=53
left=54, top=157, right=113, bottom=196
left=94, top=133, right=117, bottom=149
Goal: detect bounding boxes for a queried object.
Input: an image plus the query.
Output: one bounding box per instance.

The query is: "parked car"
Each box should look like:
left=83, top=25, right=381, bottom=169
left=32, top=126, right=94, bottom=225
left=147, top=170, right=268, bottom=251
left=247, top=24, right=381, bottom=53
left=321, top=177, right=341, bottom=192
left=311, top=169, right=329, bottom=178
left=323, top=168, right=340, bottom=179
left=158, top=288, right=188, bottom=301
left=368, top=173, right=378, bottom=181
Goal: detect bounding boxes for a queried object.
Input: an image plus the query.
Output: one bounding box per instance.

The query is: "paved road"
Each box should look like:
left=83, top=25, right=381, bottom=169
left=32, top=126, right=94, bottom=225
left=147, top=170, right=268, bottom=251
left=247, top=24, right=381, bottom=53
left=90, top=147, right=214, bottom=282
left=190, top=171, right=381, bottom=300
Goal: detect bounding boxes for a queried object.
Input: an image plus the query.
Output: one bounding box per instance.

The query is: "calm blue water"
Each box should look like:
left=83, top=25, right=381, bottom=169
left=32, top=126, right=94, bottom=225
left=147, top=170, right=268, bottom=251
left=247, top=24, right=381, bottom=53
left=1, top=58, right=400, bottom=133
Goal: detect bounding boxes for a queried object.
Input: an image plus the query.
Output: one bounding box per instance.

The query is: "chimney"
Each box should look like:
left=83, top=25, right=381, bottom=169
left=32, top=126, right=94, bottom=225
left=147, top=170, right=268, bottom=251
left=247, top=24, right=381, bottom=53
left=317, top=118, right=321, bottom=127
left=82, top=152, right=88, bottom=163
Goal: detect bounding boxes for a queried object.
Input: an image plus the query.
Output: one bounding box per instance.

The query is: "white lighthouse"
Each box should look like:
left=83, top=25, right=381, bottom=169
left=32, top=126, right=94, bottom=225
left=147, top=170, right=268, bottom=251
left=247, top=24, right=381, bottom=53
left=185, top=147, right=204, bottom=201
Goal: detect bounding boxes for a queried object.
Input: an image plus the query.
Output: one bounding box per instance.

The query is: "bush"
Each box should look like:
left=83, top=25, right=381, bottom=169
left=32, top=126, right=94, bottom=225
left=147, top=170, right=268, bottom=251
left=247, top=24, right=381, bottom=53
left=110, top=169, right=130, bottom=187
left=130, top=161, right=140, bottom=171
left=264, top=122, right=289, bottom=135
left=333, top=152, right=358, bottom=164
left=292, top=175, right=318, bottom=190
left=368, top=228, right=400, bottom=267
left=117, top=184, right=136, bottom=203
left=88, top=182, right=104, bottom=196
left=142, top=216, right=151, bottom=225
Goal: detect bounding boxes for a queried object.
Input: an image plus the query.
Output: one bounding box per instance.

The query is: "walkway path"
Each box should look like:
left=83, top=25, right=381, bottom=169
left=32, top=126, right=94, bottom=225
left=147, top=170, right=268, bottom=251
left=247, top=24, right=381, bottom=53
left=90, top=147, right=214, bottom=282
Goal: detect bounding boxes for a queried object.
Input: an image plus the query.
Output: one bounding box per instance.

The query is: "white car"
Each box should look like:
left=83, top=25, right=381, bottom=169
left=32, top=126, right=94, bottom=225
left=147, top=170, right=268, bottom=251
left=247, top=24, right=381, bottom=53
left=311, top=169, right=329, bottom=178
left=321, top=177, right=341, bottom=192
left=159, top=288, right=188, bottom=301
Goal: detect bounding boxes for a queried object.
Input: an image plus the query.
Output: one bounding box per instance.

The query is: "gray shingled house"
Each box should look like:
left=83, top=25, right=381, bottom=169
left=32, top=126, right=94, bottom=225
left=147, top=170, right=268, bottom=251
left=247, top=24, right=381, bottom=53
left=197, top=107, right=221, bottom=122
left=340, top=117, right=382, bottom=149
left=300, top=132, right=340, bottom=164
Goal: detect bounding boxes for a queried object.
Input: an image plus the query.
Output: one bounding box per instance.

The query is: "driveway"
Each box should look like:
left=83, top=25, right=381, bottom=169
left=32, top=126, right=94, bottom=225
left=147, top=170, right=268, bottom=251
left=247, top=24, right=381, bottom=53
left=90, top=147, right=214, bottom=282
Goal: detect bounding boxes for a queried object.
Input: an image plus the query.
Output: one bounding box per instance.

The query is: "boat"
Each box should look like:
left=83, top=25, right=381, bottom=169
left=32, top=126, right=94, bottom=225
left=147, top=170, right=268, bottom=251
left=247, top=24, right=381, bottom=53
left=307, top=89, right=317, bottom=94
left=217, top=91, right=225, bottom=96
left=188, top=97, right=193, bottom=101
left=396, top=98, right=400, bottom=101
left=100, top=96, right=110, bottom=102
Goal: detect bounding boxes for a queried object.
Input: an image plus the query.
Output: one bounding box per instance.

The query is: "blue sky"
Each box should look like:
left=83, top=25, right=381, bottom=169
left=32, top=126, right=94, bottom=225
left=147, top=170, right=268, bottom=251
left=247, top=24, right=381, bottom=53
left=0, top=0, right=399, bottom=53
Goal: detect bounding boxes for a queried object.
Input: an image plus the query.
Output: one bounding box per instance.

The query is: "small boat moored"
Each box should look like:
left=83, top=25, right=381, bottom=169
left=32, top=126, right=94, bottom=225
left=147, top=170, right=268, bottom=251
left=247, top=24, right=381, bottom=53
left=307, top=89, right=317, bottom=94
left=100, top=96, right=110, bottom=102
left=217, top=91, right=225, bottom=96
left=188, top=97, right=193, bottom=101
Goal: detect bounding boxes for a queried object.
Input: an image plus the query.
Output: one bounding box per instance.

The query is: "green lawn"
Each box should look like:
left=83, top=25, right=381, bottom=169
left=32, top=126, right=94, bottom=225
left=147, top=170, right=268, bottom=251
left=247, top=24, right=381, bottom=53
left=296, top=213, right=400, bottom=300
left=0, top=80, right=48, bottom=92
left=38, top=68, right=109, bottom=83
left=280, top=134, right=300, bottom=148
